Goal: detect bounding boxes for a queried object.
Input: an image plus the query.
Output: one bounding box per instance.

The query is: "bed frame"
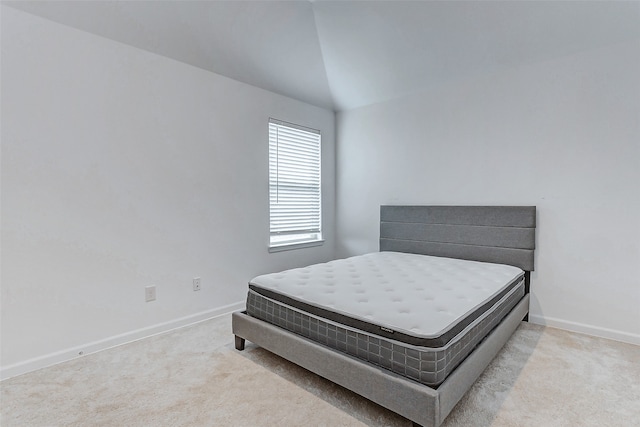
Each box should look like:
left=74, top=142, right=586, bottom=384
left=232, top=205, right=536, bottom=426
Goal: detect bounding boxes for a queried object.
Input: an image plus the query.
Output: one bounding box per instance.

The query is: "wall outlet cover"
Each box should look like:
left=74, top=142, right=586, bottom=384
left=145, top=285, right=156, bottom=302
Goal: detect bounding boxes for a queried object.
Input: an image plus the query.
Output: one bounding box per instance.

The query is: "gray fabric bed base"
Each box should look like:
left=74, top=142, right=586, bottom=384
left=246, top=279, right=524, bottom=386
left=232, top=294, right=529, bottom=427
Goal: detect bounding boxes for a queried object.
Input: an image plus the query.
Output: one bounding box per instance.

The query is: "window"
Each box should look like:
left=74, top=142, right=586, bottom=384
left=269, top=119, right=322, bottom=250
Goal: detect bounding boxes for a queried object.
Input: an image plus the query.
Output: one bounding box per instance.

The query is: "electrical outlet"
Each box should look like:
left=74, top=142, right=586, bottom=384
left=193, top=277, right=201, bottom=291
left=145, top=285, right=156, bottom=302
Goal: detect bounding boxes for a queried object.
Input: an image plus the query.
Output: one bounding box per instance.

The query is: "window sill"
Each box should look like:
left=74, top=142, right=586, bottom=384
left=269, top=240, right=325, bottom=253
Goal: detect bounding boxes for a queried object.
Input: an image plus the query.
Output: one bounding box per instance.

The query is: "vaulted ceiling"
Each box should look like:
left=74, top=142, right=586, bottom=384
left=5, top=1, right=640, bottom=111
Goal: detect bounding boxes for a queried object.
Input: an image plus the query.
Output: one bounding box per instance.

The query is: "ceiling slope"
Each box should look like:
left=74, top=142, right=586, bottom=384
left=312, top=1, right=640, bottom=110
left=3, top=0, right=335, bottom=109
left=4, top=1, right=640, bottom=111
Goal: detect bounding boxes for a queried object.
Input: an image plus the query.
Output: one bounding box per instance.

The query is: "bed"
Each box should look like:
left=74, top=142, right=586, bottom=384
left=232, top=205, right=536, bottom=426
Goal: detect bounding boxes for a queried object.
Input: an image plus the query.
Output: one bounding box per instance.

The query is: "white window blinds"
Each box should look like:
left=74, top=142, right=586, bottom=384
left=269, top=119, right=322, bottom=248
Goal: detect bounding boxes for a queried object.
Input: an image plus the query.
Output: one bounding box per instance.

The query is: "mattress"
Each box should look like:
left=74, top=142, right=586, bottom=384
left=246, top=251, right=525, bottom=386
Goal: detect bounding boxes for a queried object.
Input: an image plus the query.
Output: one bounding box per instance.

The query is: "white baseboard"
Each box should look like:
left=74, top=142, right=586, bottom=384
left=528, top=314, right=640, bottom=346
left=0, top=301, right=245, bottom=381
left=5, top=305, right=636, bottom=381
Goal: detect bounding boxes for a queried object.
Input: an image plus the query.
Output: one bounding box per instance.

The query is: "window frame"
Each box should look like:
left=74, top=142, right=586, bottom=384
left=268, top=118, right=323, bottom=252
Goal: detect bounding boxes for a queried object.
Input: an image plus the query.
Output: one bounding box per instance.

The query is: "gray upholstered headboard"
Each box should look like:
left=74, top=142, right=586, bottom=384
left=380, top=206, right=536, bottom=272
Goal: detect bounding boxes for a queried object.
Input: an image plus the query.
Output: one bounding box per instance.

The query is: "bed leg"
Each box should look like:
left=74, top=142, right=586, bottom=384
left=523, top=271, right=531, bottom=323
left=235, top=335, right=246, bottom=351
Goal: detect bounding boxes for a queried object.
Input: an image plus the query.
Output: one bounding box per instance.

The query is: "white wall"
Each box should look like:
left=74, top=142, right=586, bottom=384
left=0, top=6, right=336, bottom=378
left=336, top=40, right=640, bottom=344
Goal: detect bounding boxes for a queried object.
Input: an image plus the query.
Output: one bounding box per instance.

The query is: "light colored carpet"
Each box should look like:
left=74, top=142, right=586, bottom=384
left=1, top=314, right=639, bottom=426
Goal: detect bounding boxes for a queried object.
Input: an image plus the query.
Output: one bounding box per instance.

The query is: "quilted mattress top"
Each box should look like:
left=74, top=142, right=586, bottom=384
left=249, top=251, right=523, bottom=339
